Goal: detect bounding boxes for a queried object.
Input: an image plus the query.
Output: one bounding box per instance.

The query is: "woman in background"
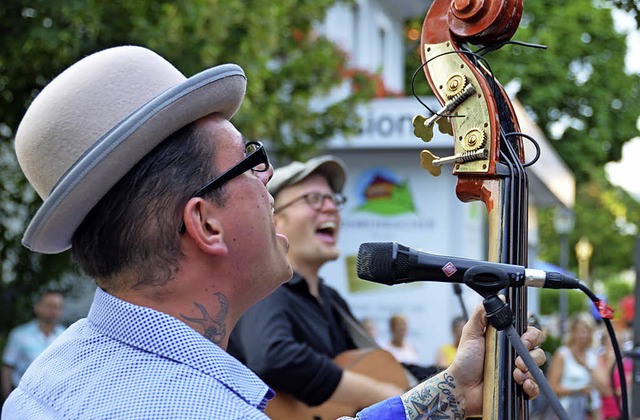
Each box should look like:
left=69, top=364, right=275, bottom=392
left=547, top=313, right=607, bottom=419
left=382, top=313, right=419, bottom=364
left=597, top=327, right=633, bottom=420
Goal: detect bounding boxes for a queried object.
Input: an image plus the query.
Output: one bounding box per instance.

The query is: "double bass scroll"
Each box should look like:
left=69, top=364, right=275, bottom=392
left=415, top=0, right=529, bottom=419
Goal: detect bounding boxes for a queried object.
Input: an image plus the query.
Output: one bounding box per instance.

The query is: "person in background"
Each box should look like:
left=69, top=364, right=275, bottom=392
left=3, top=45, right=544, bottom=419
left=597, top=327, right=633, bottom=420
left=382, top=313, right=420, bottom=365
left=360, top=317, right=381, bottom=346
left=547, top=313, right=606, bottom=420
left=1, top=290, right=65, bottom=400
left=435, top=315, right=467, bottom=369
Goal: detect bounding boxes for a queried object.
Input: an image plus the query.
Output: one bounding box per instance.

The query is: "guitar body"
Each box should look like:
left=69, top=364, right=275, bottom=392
left=265, top=348, right=409, bottom=420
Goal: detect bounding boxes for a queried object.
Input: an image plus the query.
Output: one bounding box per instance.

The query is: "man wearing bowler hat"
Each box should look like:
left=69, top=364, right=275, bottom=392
left=3, top=46, right=544, bottom=419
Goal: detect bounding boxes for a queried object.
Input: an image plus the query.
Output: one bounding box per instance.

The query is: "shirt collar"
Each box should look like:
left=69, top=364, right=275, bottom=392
left=87, top=287, right=271, bottom=408
left=284, top=272, right=305, bottom=287
left=284, top=272, right=325, bottom=292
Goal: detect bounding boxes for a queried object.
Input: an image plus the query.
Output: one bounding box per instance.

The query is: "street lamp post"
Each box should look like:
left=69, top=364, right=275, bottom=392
left=575, top=236, right=594, bottom=289
left=553, top=207, right=574, bottom=337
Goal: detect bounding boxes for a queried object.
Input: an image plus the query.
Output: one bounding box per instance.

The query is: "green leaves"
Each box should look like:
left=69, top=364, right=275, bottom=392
left=489, top=0, right=640, bottom=181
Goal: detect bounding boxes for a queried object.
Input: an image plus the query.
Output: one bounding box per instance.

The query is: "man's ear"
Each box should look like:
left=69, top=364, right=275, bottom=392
left=182, top=198, right=228, bottom=256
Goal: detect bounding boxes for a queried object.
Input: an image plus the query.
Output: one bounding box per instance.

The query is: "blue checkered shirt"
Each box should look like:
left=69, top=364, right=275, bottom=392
left=2, top=287, right=273, bottom=419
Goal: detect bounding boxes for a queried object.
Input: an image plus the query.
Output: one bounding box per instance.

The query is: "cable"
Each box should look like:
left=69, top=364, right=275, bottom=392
left=503, top=325, right=569, bottom=420
left=503, top=131, right=541, bottom=167
left=466, top=265, right=631, bottom=420
left=578, top=283, right=630, bottom=420
left=480, top=293, right=569, bottom=420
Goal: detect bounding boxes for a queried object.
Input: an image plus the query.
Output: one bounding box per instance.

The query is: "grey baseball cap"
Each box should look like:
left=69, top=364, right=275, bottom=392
left=268, top=155, right=347, bottom=198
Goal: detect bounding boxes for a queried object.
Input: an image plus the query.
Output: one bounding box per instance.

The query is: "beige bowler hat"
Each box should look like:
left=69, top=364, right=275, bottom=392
left=15, top=45, right=247, bottom=254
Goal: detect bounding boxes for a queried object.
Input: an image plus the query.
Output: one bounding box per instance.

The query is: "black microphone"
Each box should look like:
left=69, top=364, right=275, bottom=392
left=356, top=242, right=580, bottom=289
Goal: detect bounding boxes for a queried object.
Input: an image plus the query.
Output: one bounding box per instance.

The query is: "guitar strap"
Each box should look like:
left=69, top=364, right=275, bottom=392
left=330, top=300, right=419, bottom=387
left=330, top=301, right=380, bottom=349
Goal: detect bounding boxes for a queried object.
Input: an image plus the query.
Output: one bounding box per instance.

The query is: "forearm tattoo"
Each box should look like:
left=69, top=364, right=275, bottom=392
left=403, top=372, right=466, bottom=419
left=180, top=292, right=228, bottom=344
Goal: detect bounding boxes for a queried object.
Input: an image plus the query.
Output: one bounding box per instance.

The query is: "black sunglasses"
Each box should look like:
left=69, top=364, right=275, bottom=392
left=178, top=141, right=269, bottom=234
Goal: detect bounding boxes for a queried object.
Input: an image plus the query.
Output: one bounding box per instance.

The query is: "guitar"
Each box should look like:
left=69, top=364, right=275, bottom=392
left=265, top=348, right=409, bottom=420
left=416, top=1, right=529, bottom=418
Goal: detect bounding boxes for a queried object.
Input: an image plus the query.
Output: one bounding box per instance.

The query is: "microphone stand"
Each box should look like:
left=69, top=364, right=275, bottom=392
left=452, top=283, right=469, bottom=320
left=463, top=265, right=569, bottom=420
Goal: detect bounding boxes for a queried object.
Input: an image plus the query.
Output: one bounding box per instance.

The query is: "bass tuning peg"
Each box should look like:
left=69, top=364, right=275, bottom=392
left=420, top=148, right=489, bottom=177
left=412, top=82, right=476, bottom=142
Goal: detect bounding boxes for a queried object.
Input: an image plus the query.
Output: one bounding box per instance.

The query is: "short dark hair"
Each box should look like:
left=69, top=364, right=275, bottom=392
left=33, top=289, right=65, bottom=305
left=451, top=315, right=467, bottom=329
left=72, top=120, right=226, bottom=288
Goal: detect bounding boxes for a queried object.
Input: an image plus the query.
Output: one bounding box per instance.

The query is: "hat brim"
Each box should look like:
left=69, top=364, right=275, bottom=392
left=292, top=158, right=346, bottom=194
left=268, top=156, right=346, bottom=198
left=23, top=64, right=246, bottom=253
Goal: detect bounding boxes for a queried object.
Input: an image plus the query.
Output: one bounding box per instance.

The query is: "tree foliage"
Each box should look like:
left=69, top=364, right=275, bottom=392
left=537, top=174, right=640, bottom=280
left=488, top=0, right=640, bottom=181
left=0, top=0, right=373, bottom=327
left=609, top=0, right=640, bottom=27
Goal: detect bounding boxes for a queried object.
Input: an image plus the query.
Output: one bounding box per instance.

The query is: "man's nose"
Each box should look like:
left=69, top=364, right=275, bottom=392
left=260, top=163, right=274, bottom=185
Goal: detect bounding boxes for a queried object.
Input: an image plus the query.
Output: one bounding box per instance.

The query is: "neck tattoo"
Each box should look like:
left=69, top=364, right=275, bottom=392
left=180, top=292, right=229, bottom=344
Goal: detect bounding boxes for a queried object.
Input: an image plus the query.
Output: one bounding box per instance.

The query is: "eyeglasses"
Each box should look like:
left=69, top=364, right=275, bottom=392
left=274, top=192, right=347, bottom=213
left=179, top=141, right=270, bottom=234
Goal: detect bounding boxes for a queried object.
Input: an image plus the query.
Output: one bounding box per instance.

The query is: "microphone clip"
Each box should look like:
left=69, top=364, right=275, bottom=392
left=463, top=265, right=514, bottom=331
left=463, top=265, right=511, bottom=297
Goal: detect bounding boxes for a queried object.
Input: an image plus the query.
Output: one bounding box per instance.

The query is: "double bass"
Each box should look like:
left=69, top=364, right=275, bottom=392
left=414, top=0, right=530, bottom=418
